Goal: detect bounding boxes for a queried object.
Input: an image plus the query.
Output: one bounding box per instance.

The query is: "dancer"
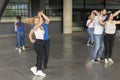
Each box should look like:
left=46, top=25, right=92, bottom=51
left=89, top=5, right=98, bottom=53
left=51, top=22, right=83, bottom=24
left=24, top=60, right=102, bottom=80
left=86, top=13, right=95, bottom=46
left=98, top=11, right=120, bottom=64
left=91, top=9, right=107, bottom=63
left=14, top=15, right=20, bottom=49
left=16, top=16, right=26, bottom=53
left=37, top=10, right=51, bottom=69
left=29, top=16, right=46, bottom=76
left=92, top=9, right=120, bottom=63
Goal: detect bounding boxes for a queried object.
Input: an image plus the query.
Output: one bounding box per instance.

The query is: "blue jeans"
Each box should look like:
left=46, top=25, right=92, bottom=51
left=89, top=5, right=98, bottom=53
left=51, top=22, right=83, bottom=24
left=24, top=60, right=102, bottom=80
left=87, top=28, right=94, bottom=43
left=92, top=34, right=104, bottom=59
left=17, top=32, right=25, bottom=48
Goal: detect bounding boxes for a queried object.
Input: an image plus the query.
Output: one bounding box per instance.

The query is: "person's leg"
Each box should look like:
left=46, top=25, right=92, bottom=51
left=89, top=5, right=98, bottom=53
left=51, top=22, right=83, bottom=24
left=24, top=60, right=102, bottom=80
left=21, top=32, right=25, bottom=50
left=15, top=31, right=18, bottom=48
left=98, top=34, right=104, bottom=59
left=104, top=34, right=109, bottom=59
left=108, top=34, right=115, bottom=63
left=92, top=35, right=100, bottom=60
left=31, top=40, right=46, bottom=76
left=87, top=28, right=91, bottom=45
left=17, top=32, right=21, bottom=53
left=44, top=39, right=50, bottom=68
left=109, top=35, right=115, bottom=58
left=90, top=28, right=94, bottom=43
left=33, top=40, right=44, bottom=70
left=17, top=32, right=20, bottom=48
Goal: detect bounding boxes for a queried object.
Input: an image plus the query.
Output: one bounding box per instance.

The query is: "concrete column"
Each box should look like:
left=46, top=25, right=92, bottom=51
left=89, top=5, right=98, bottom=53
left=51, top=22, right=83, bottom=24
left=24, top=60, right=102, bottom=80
left=63, top=0, right=72, bottom=34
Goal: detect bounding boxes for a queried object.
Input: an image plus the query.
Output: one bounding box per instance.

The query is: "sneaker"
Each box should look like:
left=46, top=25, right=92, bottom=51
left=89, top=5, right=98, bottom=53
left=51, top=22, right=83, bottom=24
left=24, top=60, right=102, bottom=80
left=91, top=59, right=99, bottom=63
left=87, top=43, right=91, bottom=46
left=18, top=48, right=21, bottom=54
left=105, top=58, right=108, bottom=64
left=108, top=58, right=114, bottom=64
left=98, top=58, right=104, bottom=61
left=22, top=46, right=26, bottom=51
left=90, top=43, right=94, bottom=46
left=30, top=66, right=37, bottom=75
left=36, top=70, right=46, bottom=76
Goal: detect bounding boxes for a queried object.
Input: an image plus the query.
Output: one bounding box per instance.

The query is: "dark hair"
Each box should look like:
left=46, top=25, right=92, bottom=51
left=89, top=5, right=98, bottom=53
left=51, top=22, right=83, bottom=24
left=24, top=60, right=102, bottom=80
left=16, top=15, right=20, bottom=19
left=104, top=13, right=112, bottom=22
left=101, top=9, right=106, bottom=12
left=16, top=16, right=22, bottom=27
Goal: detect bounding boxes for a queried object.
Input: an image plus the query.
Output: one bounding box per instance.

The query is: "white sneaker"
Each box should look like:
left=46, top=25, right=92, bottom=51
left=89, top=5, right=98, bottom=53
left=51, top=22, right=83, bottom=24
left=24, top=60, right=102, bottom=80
left=86, top=43, right=90, bottom=46
left=18, top=48, right=21, bottom=54
left=22, top=46, right=26, bottom=51
left=30, top=66, right=37, bottom=75
left=108, top=58, right=114, bottom=64
left=105, top=58, right=108, bottom=64
left=36, top=70, right=46, bottom=76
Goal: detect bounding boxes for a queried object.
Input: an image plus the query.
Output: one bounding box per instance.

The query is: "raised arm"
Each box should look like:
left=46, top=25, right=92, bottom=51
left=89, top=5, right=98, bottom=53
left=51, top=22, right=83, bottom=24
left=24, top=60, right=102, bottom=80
left=41, top=11, right=51, bottom=24
left=115, top=21, right=120, bottom=25
left=113, top=10, right=120, bottom=17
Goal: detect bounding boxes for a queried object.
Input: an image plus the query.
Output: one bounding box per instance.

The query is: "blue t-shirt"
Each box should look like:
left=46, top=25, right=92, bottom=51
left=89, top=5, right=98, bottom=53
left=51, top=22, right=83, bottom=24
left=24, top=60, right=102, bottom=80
left=16, top=22, right=24, bottom=33
left=41, top=23, right=49, bottom=40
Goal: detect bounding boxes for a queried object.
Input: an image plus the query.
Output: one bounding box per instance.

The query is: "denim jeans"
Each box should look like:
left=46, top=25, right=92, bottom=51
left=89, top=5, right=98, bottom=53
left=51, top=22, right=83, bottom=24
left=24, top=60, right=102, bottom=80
left=17, top=32, right=25, bottom=48
left=87, top=28, right=94, bottom=43
left=92, top=34, right=104, bottom=59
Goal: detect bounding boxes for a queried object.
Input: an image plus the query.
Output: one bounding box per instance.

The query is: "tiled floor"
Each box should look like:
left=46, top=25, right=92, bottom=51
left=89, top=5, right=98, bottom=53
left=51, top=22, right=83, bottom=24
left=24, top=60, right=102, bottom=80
left=0, top=32, right=120, bottom=80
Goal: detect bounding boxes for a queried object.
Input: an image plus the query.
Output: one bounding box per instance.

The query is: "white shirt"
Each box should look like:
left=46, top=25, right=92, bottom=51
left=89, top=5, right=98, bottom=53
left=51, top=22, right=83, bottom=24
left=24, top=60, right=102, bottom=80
left=86, top=19, right=94, bottom=28
left=14, top=20, right=18, bottom=32
left=93, top=16, right=106, bottom=35
left=105, top=21, right=116, bottom=34
left=33, top=28, right=44, bottom=40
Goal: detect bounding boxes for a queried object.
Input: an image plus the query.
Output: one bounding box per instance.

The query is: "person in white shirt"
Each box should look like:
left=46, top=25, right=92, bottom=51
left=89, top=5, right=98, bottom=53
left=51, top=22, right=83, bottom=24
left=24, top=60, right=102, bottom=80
left=86, top=13, right=95, bottom=46
left=92, top=9, right=120, bottom=63
left=91, top=9, right=107, bottom=63
left=29, top=16, right=46, bottom=77
left=98, top=11, right=120, bottom=64
left=14, top=15, right=20, bottom=49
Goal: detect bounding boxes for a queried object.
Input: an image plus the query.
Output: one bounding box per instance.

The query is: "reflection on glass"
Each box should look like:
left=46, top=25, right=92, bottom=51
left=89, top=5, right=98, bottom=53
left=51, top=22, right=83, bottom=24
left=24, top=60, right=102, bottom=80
left=1, top=0, right=29, bottom=22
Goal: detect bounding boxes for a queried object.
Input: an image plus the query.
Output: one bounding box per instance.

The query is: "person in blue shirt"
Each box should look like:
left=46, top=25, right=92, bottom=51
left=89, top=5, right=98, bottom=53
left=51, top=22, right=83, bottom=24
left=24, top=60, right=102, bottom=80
left=16, top=16, right=26, bottom=54
left=37, top=11, right=51, bottom=69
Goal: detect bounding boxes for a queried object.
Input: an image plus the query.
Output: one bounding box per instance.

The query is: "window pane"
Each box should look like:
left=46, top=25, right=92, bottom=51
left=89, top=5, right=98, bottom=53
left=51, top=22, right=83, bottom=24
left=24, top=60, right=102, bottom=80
left=46, top=0, right=63, bottom=21
left=1, top=0, right=29, bottom=22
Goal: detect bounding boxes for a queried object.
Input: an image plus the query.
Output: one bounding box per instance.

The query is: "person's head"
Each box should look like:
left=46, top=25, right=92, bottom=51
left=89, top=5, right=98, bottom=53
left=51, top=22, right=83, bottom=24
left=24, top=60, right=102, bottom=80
left=104, top=13, right=113, bottom=22
left=88, top=13, right=95, bottom=20
left=16, top=15, right=20, bottom=20
left=101, top=9, right=107, bottom=16
left=33, top=16, right=40, bottom=25
left=16, top=16, right=22, bottom=27
left=17, top=16, right=21, bottom=22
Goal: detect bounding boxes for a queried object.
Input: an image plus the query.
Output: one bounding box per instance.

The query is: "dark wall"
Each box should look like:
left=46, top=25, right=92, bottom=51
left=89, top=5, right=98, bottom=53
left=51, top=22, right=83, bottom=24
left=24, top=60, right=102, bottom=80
left=0, top=21, right=63, bottom=35
left=31, top=0, right=46, bottom=16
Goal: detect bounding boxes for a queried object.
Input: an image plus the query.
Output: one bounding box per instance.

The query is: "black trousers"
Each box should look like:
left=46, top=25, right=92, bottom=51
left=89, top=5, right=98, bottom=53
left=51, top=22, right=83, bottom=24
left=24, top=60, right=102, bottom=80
left=33, top=39, right=45, bottom=70
left=104, top=34, right=115, bottom=58
left=44, top=39, right=50, bottom=67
